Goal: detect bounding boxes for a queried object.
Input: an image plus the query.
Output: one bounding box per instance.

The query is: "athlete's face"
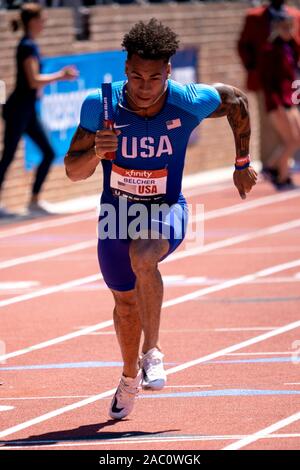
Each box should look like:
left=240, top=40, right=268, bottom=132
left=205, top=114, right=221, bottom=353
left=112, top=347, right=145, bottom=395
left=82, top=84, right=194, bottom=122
left=125, top=54, right=170, bottom=108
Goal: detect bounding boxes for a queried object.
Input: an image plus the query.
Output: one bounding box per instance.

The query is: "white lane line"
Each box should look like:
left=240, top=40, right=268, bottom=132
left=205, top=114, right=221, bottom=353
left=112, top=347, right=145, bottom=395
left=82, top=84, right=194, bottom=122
left=164, top=320, right=300, bottom=377
left=192, top=188, right=300, bottom=223
left=2, top=217, right=300, bottom=310
left=228, top=352, right=293, bottom=356
left=0, top=211, right=95, bottom=240
left=83, top=332, right=115, bottom=335
left=214, top=327, right=275, bottom=332
left=168, top=218, right=300, bottom=263
left=2, top=191, right=299, bottom=272
left=0, top=174, right=234, bottom=241
left=1, top=259, right=300, bottom=438
left=1, top=256, right=300, bottom=364
left=2, top=434, right=298, bottom=450
left=183, top=181, right=232, bottom=198
left=162, top=258, right=300, bottom=309
left=0, top=406, right=14, bottom=412
left=0, top=385, right=213, bottom=401
left=2, top=429, right=300, bottom=449
left=0, top=436, right=249, bottom=449
left=223, top=411, right=300, bottom=450
left=0, top=318, right=111, bottom=362
left=0, top=274, right=101, bottom=309
left=217, top=247, right=300, bottom=254
left=0, top=396, right=91, bottom=401
left=0, top=241, right=95, bottom=270
left=0, top=282, right=40, bottom=290
left=0, top=388, right=117, bottom=440
left=131, top=328, right=276, bottom=333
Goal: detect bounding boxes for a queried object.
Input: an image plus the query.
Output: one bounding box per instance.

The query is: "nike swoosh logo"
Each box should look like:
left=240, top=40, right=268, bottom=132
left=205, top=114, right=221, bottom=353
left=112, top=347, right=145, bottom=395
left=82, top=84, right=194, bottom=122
left=111, top=396, right=124, bottom=414
left=114, top=124, right=131, bottom=129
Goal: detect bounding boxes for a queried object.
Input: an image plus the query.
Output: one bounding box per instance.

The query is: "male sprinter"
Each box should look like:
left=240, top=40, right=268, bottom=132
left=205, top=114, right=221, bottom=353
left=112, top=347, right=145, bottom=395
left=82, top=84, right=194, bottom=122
left=64, top=19, right=257, bottom=420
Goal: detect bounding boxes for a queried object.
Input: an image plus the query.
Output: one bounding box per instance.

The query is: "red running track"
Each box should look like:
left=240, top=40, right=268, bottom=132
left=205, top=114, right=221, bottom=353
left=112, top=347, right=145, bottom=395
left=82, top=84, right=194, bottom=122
left=0, top=176, right=300, bottom=450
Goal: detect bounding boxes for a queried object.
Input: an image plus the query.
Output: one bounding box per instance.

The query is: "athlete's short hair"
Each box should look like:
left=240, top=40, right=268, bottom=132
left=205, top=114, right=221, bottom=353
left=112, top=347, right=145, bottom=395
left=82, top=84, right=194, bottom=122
left=122, top=18, right=180, bottom=62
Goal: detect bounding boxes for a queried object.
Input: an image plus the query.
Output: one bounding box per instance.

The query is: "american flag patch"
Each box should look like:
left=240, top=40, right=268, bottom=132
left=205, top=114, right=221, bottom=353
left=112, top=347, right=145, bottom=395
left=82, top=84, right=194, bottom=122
left=166, top=118, right=181, bottom=130
left=118, top=181, right=137, bottom=194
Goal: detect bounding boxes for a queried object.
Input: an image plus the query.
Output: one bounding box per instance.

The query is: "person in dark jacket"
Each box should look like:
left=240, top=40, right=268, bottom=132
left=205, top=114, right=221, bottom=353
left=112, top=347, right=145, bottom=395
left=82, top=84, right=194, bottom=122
left=0, top=3, right=78, bottom=218
left=238, top=0, right=300, bottom=178
left=259, top=11, right=300, bottom=189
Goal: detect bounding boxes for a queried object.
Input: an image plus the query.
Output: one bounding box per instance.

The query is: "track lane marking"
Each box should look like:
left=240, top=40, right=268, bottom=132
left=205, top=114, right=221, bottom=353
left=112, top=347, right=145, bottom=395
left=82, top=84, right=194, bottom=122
left=2, top=433, right=300, bottom=449
left=0, top=178, right=235, bottom=240
left=0, top=211, right=95, bottom=240
left=1, top=191, right=300, bottom=270
left=2, top=217, right=300, bottom=309
left=168, top=218, right=300, bottom=262
left=0, top=274, right=102, bottom=308
left=1, top=257, right=300, bottom=438
left=223, top=411, right=300, bottom=450
left=1, top=249, right=300, bottom=364
left=0, top=241, right=96, bottom=270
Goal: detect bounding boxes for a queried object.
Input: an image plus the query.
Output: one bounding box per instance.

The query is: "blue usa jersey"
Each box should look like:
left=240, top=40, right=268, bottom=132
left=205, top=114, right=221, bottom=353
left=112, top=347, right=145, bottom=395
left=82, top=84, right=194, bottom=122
left=79, top=80, right=221, bottom=205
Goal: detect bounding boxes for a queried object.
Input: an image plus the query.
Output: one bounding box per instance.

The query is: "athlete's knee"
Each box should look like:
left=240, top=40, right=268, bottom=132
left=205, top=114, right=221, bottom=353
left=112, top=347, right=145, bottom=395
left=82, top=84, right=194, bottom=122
left=130, top=239, right=168, bottom=275
left=112, top=290, right=137, bottom=317
left=129, top=242, right=158, bottom=275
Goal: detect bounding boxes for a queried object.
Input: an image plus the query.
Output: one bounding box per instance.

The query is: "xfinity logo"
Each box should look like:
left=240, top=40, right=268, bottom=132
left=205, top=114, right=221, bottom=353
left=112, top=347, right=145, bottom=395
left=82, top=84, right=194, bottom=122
left=124, top=169, right=152, bottom=178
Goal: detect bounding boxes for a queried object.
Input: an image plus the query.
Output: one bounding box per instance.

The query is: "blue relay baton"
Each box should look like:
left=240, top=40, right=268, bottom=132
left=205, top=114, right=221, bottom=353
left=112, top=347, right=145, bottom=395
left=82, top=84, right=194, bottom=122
left=101, top=83, right=115, bottom=160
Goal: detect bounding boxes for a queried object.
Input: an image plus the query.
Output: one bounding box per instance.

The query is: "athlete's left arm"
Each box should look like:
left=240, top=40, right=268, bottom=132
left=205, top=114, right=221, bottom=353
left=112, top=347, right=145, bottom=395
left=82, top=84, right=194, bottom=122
left=209, top=83, right=257, bottom=200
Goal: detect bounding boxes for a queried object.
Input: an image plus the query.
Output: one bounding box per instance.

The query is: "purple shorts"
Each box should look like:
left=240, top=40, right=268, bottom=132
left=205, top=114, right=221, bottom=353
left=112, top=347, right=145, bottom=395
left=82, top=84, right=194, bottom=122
left=97, top=196, right=188, bottom=291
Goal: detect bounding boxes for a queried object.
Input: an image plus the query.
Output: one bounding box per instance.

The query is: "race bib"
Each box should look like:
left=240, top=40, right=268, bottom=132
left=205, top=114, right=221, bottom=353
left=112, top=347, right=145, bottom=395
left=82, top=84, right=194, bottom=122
left=110, top=164, right=168, bottom=202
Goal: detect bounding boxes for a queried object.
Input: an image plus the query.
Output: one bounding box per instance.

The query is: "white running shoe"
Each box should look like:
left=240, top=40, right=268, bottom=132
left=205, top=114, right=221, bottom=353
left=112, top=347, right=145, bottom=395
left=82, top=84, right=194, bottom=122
left=109, top=372, right=141, bottom=420
left=140, top=347, right=167, bottom=391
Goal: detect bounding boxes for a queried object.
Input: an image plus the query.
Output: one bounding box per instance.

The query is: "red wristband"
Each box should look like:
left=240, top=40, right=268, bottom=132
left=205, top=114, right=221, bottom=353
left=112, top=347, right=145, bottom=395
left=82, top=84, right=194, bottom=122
left=235, top=155, right=251, bottom=171
left=235, top=155, right=250, bottom=166
left=235, top=155, right=250, bottom=167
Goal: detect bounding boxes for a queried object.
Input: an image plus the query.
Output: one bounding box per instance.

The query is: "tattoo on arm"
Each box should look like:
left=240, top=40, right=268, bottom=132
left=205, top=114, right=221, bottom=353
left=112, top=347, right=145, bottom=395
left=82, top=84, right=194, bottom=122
left=209, top=83, right=251, bottom=157
left=66, top=149, right=89, bottom=158
left=66, top=126, right=95, bottom=158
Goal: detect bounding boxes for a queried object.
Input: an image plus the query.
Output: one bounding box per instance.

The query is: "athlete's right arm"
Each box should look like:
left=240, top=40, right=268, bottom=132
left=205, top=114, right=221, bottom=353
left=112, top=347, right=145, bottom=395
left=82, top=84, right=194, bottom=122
left=64, top=126, right=120, bottom=182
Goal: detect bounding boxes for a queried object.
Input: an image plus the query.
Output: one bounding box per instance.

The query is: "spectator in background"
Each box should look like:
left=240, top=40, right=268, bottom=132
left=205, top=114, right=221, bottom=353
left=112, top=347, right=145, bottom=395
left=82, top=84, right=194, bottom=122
left=259, top=11, right=300, bottom=189
left=237, top=0, right=300, bottom=183
left=0, top=3, right=78, bottom=218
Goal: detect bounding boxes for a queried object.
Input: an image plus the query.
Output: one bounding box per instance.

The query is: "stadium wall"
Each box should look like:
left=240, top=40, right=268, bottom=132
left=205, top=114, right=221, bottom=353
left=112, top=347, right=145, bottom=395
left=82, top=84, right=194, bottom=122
left=0, top=2, right=258, bottom=211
